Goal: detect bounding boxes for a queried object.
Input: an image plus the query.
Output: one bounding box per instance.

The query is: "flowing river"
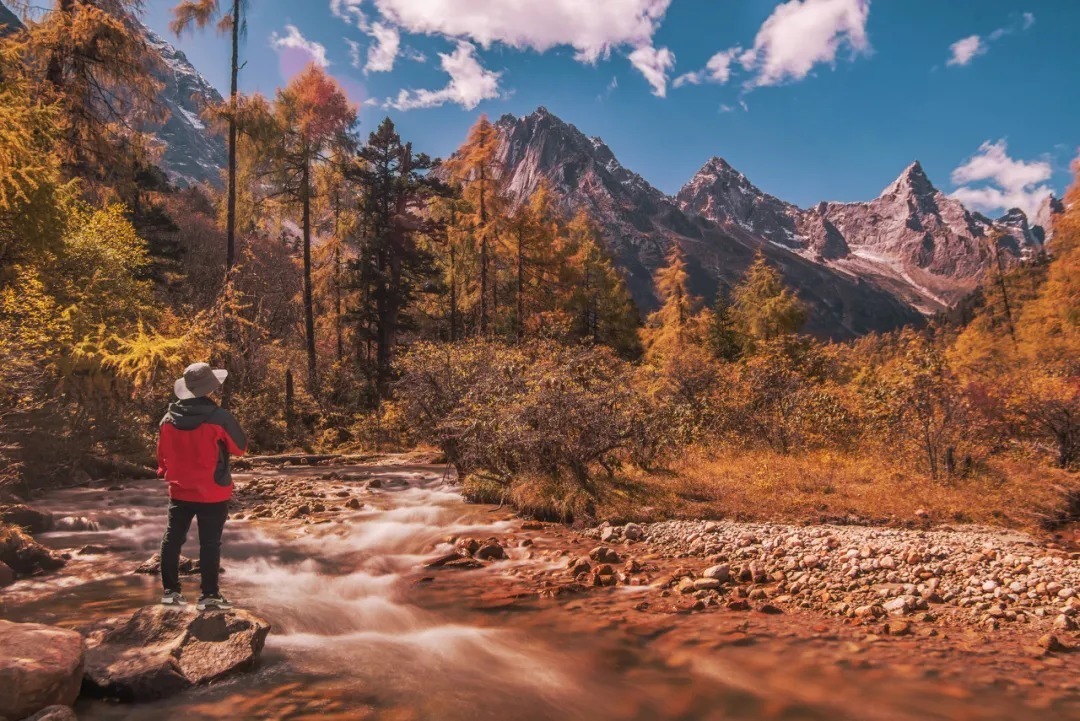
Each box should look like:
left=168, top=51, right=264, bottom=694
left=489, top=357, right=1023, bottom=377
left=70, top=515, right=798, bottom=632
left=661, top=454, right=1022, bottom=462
left=3, top=460, right=1079, bottom=721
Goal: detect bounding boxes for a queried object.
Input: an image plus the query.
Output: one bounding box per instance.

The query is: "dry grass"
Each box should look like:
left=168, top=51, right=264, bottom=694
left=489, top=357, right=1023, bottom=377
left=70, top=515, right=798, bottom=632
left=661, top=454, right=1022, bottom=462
left=457, top=446, right=1079, bottom=536
left=588, top=447, right=1080, bottom=534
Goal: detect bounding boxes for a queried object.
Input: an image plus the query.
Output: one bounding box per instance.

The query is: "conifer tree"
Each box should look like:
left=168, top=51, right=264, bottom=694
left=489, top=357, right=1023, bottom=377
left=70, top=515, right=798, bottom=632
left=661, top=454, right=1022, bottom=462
left=268, top=64, right=356, bottom=396
left=350, top=118, right=448, bottom=401
left=642, top=242, right=700, bottom=361
left=445, top=115, right=503, bottom=336
left=706, top=287, right=742, bottom=361
left=730, top=251, right=807, bottom=351
left=566, top=209, right=640, bottom=357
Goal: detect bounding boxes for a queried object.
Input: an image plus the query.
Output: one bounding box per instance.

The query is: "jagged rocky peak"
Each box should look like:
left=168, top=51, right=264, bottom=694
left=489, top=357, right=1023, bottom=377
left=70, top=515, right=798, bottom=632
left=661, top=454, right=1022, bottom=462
left=997, top=207, right=1031, bottom=228
left=880, top=160, right=937, bottom=199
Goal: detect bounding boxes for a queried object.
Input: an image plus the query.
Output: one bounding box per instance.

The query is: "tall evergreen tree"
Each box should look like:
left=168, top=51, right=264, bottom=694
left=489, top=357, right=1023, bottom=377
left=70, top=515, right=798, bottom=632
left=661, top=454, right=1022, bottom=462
left=267, top=64, right=356, bottom=396
left=642, top=242, right=700, bottom=361
left=566, top=209, right=641, bottom=357
left=731, top=251, right=807, bottom=351
left=445, top=115, right=503, bottom=336
left=350, top=118, right=448, bottom=401
left=706, top=287, right=742, bottom=361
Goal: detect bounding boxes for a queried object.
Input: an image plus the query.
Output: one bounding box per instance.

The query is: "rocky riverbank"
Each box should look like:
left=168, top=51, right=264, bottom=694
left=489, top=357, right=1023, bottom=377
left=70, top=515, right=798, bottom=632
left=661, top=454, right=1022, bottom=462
left=572, top=519, right=1080, bottom=640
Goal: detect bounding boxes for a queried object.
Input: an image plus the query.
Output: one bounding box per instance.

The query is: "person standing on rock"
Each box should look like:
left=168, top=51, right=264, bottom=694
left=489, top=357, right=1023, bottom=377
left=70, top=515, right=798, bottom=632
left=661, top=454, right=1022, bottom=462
left=157, top=362, right=247, bottom=610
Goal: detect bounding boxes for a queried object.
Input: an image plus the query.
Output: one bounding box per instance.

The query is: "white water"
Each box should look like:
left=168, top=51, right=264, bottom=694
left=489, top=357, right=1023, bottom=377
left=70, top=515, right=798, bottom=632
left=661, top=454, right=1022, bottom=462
left=3, top=465, right=595, bottom=720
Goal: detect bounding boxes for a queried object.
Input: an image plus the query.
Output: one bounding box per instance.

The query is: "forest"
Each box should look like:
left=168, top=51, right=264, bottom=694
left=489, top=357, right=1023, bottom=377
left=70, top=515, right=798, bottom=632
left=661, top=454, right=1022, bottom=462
left=0, top=0, right=1077, bottom=531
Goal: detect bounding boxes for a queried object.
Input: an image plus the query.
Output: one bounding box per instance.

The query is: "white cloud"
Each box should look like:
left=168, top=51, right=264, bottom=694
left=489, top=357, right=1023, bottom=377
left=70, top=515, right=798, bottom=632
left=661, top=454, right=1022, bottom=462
left=330, top=0, right=367, bottom=27
left=950, top=140, right=1053, bottom=217
left=345, top=37, right=362, bottom=68
left=738, top=0, right=871, bottom=88
left=628, top=45, right=675, bottom=97
left=673, top=46, right=741, bottom=88
left=365, top=22, right=400, bottom=73
left=946, top=14, right=1035, bottom=68
left=597, top=75, right=618, bottom=101
left=270, top=25, right=330, bottom=68
left=403, top=46, right=427, bottom=63
left=946, top=35, right=984, bottom=66
left=387, top=41, right=501, bottom=110
left=369, top=0, right=671, bottom=63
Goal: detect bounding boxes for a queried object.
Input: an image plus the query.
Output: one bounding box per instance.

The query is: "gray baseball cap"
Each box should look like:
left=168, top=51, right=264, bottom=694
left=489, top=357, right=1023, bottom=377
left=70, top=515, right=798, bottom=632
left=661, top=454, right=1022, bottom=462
left=174, top=362, right=228, bottom=400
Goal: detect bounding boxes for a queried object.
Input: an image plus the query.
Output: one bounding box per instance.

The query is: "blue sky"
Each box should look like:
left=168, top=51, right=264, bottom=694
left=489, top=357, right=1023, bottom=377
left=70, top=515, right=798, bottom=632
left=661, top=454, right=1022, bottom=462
left=142, top=0, right=1079, bottom=216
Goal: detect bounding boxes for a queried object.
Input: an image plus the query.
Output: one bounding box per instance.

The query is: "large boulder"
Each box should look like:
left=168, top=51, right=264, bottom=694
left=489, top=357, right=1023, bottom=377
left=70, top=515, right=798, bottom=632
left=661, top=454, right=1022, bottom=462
left=0, top=621, right=84, bottom=720
left=0, top=525, right=65, bottom=578
left=82, top=606, right=270, bottom=702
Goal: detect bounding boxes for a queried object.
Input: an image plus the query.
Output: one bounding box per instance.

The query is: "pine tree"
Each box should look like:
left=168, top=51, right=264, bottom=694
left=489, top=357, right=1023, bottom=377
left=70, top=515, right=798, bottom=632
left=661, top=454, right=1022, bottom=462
left=0, top=40, right=67, bottom=267
left=349, top=118, right=448, bottom=401
left=706, top=287, right=742, bottom=361
left=566, top=208, right=640, bottom=357
left=445, top=115, right=503, bottom=336
left=731, top=251, right=807, bottom=351
left=267, top=64, right=356, bottom=396
left=642, top=242, right=700, bottom=361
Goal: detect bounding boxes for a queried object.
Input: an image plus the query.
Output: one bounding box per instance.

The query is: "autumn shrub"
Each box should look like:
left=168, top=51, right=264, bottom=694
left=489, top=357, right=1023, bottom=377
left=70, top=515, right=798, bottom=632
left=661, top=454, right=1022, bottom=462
left=396, top=339, right=656, bottom=517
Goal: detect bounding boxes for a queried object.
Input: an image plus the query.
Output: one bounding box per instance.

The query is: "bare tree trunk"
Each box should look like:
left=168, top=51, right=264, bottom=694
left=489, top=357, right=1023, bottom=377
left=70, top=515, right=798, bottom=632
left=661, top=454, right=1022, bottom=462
left=285, top=369, right=294, bottom=436
left=516, top=225, right=525, bottom=341
left=449, top=240, right=458, bottom=341
left=301, top=157, right=317, bottom=396
left=991, top=235, right=1017, bottom=346
left=333, top=192, right=344, bottom=363
left=221, top=0, right=241, bottom=410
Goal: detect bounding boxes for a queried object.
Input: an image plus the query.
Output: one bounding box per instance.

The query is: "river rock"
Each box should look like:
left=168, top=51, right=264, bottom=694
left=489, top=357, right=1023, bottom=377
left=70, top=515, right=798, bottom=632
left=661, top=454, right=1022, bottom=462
left=425, top=551, right=465, bottom=568
left=702, top=563, right=730, bottom=583
left=0, top=620, right=84, bottom=720
left=82, top=606, right=270, bottom=702
left=588, top=546, right=620, bottom=564
left=623, top=523, right=644, bottom=541
left=0, top=560, right=14, bottom=587
left=134, top=553, right=201, bottom=576
left=19, top=706, right=78, bottom=721
left=0, top=525, right=66, bottom=578
left=474, top=542, right=507, bottom=561
left=0, top=505, right=53, bottom=534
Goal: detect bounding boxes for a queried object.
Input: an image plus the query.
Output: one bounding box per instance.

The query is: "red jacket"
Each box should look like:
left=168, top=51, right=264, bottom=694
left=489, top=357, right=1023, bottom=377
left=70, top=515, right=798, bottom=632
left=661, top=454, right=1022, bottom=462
left=157, top=398, right=247, bottom=503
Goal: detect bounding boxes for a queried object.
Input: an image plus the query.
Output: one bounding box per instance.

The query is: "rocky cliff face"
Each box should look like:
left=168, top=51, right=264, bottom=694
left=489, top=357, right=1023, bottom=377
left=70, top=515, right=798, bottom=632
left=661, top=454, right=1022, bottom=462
left=489, top=109, right=923, bottom=339
left=143, top=26, right=226, bottom=188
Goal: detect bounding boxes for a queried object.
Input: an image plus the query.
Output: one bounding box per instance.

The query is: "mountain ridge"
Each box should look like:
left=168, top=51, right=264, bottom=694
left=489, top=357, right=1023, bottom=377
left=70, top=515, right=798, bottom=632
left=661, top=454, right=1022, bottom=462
left=484, top=107, right=1063, bottom=336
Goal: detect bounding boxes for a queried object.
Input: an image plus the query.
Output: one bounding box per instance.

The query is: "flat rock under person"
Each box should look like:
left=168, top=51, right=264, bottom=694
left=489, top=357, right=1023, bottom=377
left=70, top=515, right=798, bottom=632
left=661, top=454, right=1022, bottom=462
left=157, top=362, right=247, bottom=610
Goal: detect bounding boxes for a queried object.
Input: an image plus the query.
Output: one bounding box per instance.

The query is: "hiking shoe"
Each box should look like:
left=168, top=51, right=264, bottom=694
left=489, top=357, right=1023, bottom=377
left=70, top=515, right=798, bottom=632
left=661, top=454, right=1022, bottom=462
left=196, top=594, right=233, bottom=611
left=161, top=590, right=186, bottom=606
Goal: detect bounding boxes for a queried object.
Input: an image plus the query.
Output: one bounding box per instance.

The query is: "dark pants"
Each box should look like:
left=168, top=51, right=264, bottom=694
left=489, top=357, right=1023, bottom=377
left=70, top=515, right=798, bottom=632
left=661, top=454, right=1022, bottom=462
left=160, top=499, right=228, bottom=597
